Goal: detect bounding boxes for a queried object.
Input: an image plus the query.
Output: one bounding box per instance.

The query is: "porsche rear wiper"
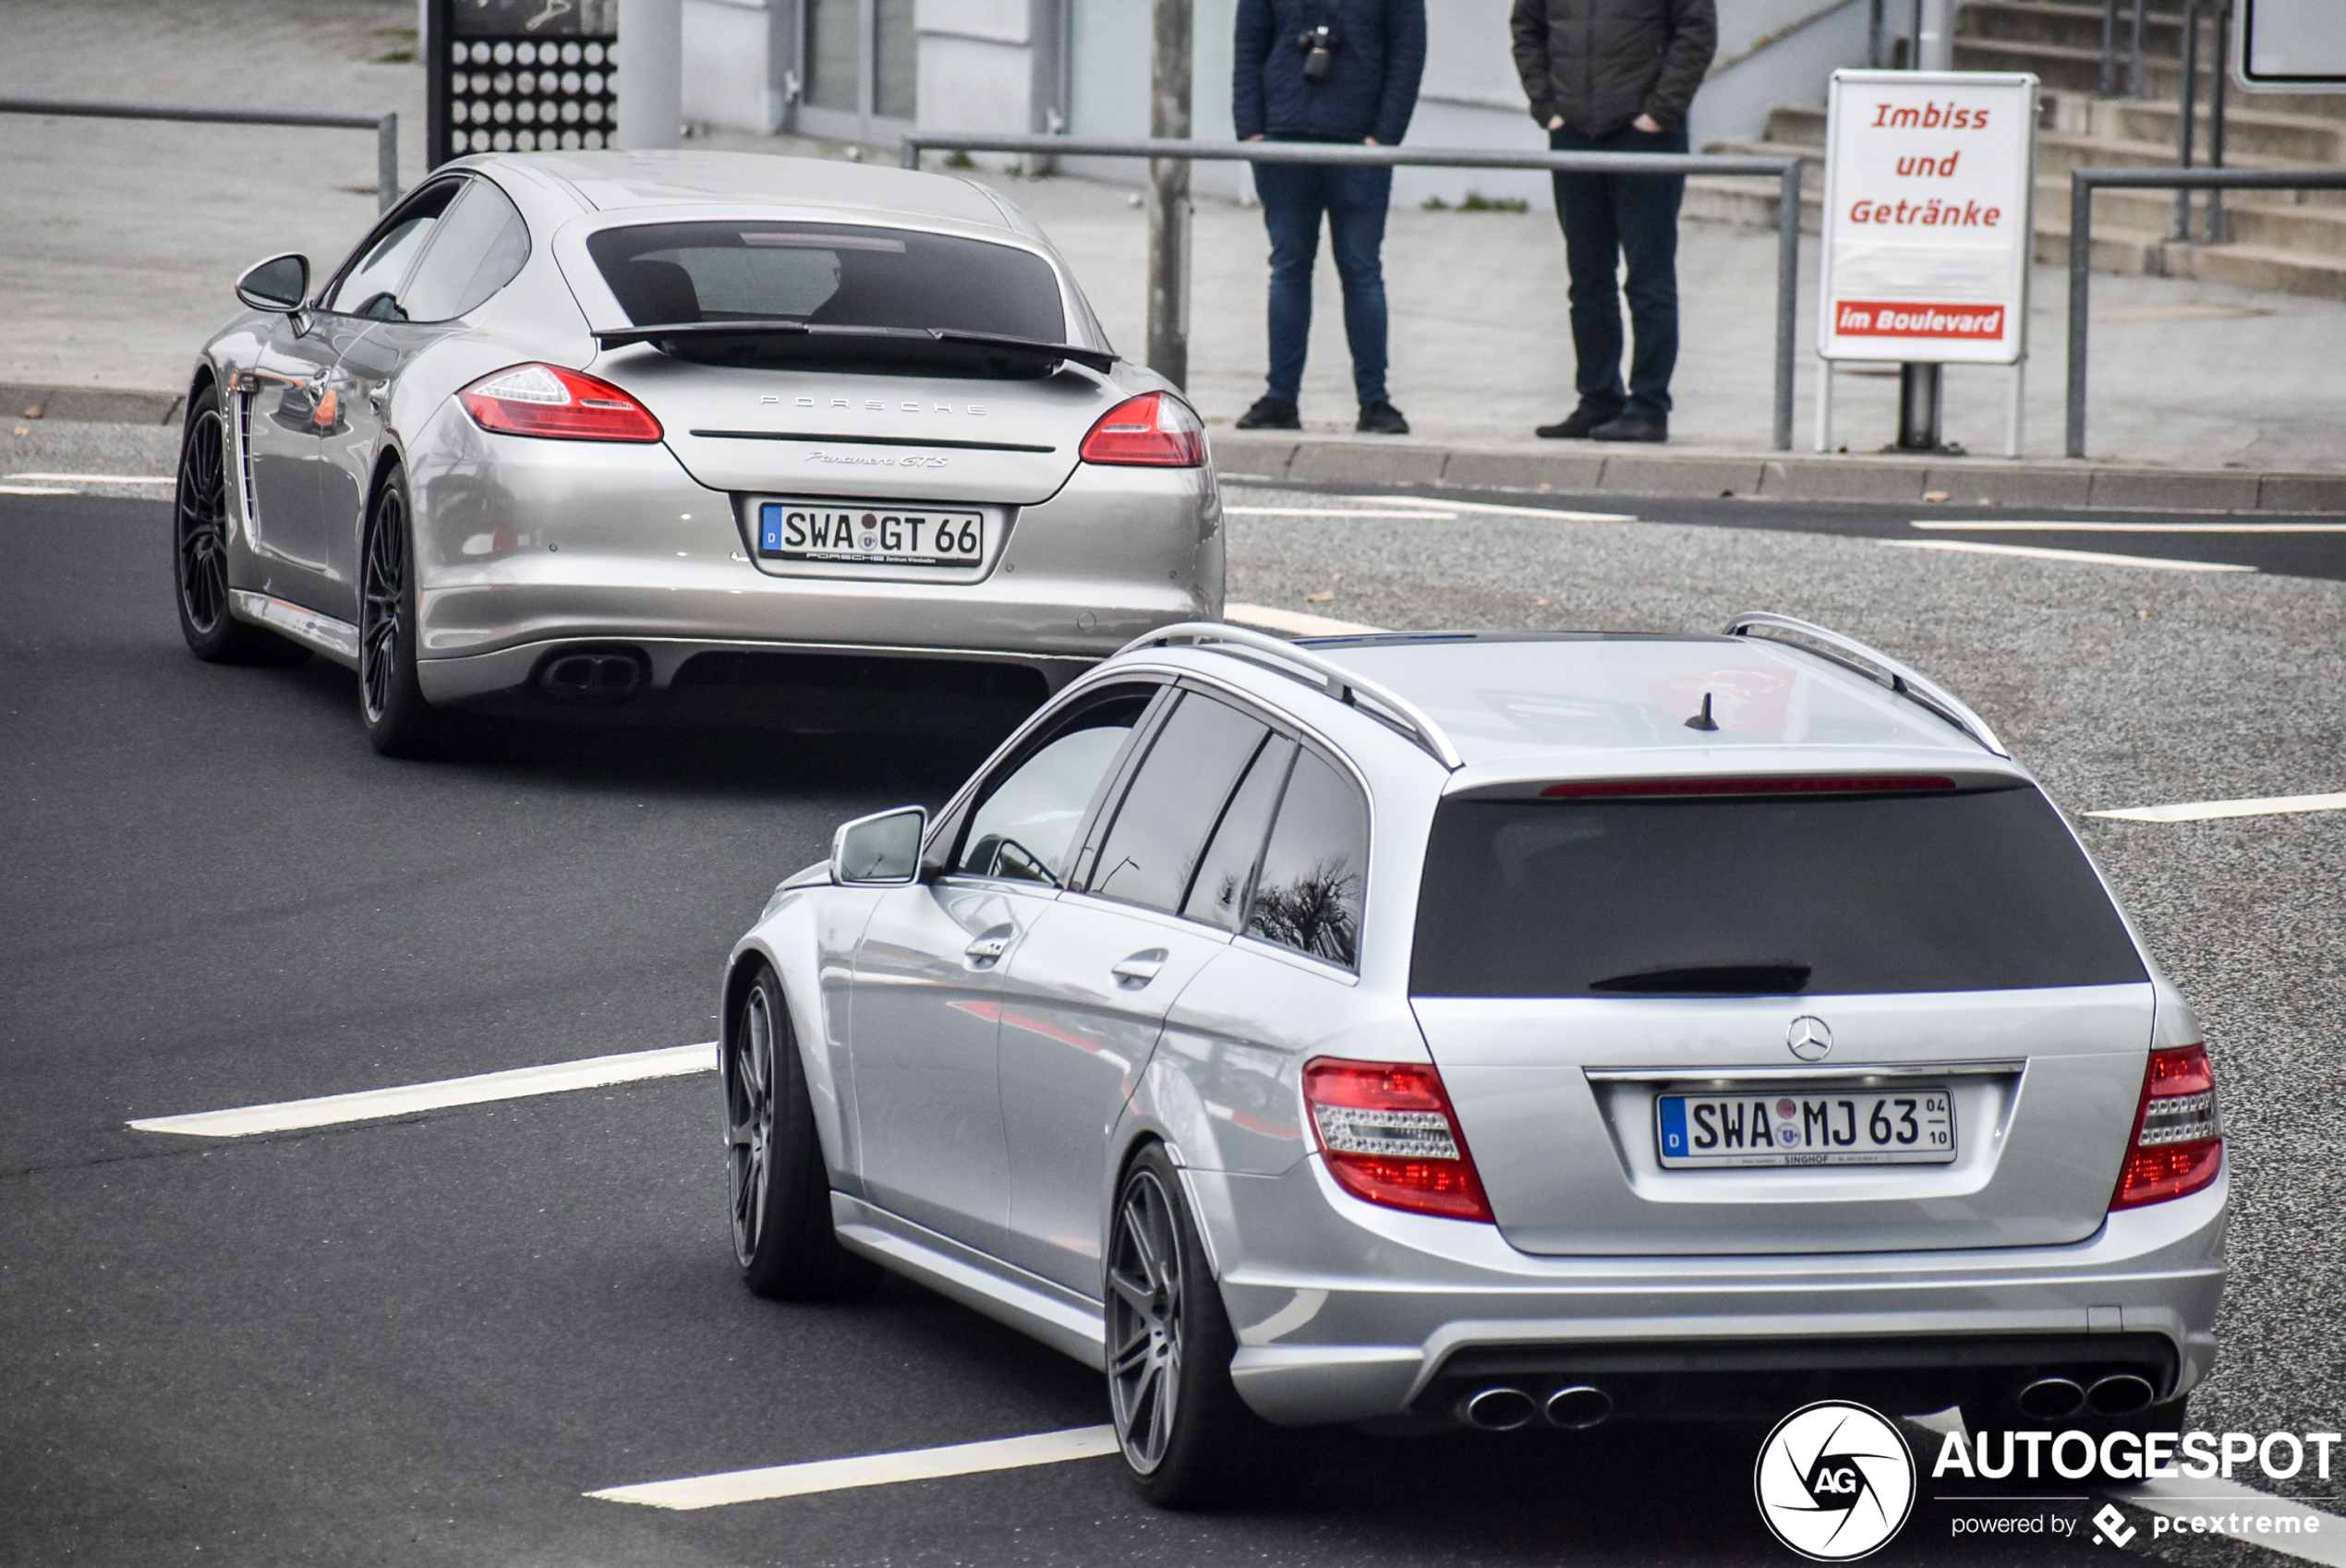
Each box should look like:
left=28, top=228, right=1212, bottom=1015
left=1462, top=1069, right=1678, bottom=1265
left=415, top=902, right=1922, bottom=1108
left=593, top=320, right=1118, bottom=373
left=1587, top=963, right=1812, bottom=995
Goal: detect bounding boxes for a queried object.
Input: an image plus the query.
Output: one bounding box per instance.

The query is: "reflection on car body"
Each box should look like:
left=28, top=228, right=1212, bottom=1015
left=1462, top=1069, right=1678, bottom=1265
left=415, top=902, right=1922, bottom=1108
left=717, top=614, right=2228, bottom=1504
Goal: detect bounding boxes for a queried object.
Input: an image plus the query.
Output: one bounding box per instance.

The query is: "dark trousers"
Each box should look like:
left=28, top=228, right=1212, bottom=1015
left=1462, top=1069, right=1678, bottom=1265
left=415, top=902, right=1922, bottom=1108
left=1252, top=159, right=1394, bottom=406
left=1550, top=122, right=1687, bottom=422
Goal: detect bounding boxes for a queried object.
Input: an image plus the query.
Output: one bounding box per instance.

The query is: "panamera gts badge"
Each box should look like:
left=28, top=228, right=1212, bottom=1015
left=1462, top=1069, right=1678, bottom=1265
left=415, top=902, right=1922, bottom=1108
left=1787, top=1016, right=1832, bottom=1062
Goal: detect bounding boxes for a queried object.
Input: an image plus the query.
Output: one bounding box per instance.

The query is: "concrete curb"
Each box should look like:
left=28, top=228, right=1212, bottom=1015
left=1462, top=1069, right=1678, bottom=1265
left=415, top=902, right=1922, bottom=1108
left=1208, top=431, right=2346, bottom=513
left=6, top=383, right=184, bottom=428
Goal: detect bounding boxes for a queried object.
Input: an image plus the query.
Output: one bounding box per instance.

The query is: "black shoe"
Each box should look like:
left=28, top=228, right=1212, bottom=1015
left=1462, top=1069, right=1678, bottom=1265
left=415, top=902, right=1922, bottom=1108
left=1235, top=396, right=1300, bottom=430
left=1534, top=405, right=1620, bottom=440
left=1590, top=414, right=1668, bottom=443
left=1356, top=400, right=1409, bottom=435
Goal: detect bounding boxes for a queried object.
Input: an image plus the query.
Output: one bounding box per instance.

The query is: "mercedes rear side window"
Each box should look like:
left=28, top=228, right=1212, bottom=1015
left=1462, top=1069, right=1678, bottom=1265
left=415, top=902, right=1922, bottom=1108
left=1410, top=784, right=2146, bottom=997
left=586, top=222, right=1067, bottom=374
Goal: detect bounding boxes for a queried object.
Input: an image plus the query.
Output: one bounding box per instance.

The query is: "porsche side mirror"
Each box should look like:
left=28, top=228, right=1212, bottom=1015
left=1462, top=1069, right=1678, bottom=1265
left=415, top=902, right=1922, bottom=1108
left=236, top=253, right=311, bottom=314
left=831, top=806, right=926, bottom=886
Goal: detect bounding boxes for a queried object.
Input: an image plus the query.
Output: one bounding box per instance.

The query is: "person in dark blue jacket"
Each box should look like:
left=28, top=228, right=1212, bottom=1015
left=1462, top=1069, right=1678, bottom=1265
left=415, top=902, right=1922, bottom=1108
left=1232, top=0, right=1427, bottom=435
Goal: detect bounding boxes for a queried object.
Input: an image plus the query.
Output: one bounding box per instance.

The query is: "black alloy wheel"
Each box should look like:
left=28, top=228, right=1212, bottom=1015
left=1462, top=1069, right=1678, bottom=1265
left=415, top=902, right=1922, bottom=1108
left=726, top=964, right=880, bottom=1300
left=173, top=382, right=306, bottom=665
left=1106, top=1143, right=1263, bottom=1506
left=357, top=466, right=445, bottom=755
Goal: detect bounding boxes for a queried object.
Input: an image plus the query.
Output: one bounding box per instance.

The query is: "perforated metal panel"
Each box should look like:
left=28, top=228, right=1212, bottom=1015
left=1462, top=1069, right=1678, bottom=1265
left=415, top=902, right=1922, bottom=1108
left=427, top=0, right=620, bottom=167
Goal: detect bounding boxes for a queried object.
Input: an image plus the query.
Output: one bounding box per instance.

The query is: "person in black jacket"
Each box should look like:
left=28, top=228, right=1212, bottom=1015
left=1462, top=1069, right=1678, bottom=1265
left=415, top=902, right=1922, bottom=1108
left=1233, top=0, right=1427, bottom=435
left=1513, top=0, right=1717, bottom=442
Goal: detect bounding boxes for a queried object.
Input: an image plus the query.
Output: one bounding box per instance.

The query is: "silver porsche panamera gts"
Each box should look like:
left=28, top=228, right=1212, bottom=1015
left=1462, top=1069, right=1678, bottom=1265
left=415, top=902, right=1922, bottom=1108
left=172, top=151, right=1223, bottom=753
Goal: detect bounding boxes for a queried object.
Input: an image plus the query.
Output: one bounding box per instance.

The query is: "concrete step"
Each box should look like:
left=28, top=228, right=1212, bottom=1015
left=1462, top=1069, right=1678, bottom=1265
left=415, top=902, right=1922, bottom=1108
left=1953, top=35, right=2182, bottom=95
left=2157, top=239, right=2346, bottom=300
left=2100, top=100, right=2346, bottom=163
left=1958, top=0, right=2185, bottom=54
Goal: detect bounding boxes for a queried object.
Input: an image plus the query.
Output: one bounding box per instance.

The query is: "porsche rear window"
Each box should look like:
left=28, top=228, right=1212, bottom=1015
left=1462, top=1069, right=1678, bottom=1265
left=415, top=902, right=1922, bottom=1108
left=1410, top=786, right=2146, bottom=997
left=586, top=222, right=1065, bottom=341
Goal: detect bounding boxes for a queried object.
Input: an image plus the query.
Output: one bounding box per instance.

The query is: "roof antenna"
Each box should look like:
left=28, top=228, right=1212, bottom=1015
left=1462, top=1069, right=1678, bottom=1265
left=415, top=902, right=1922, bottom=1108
left=1685, top=692, right=1719, bottom=731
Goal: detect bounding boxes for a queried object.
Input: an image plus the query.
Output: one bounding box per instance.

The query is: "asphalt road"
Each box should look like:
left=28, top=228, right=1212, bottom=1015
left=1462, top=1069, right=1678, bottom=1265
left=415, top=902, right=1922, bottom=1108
left=4, top=488, right=2340, bottom=1567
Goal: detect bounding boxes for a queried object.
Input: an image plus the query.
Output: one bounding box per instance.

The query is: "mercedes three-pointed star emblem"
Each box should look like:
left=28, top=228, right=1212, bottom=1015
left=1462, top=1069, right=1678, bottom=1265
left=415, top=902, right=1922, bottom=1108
left=1787, top=1015, right=1833, bottom=1062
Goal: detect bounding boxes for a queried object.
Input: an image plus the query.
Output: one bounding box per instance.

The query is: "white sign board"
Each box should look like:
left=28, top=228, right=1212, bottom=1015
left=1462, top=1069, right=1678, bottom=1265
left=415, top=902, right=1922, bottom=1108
left=1817, top=70, right=2038, bottom=367
left=2237, top=0, right=2346, bottom=89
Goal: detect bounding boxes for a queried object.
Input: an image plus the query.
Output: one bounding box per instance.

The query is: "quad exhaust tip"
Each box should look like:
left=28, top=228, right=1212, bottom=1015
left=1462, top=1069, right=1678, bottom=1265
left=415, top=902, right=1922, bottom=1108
left=2086, top=1373, right=2156, bottom=1417
left=538, top=647, right=646, bottom=705
left=2016, top=1377, right=2086, bottom=1420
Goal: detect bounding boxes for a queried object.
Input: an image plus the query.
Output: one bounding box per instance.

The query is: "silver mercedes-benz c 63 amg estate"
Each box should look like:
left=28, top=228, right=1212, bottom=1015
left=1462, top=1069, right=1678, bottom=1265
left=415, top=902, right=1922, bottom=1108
left=718, top=615, right=2226, bottom=1504
left=171, top=151, right=1221, bottom=753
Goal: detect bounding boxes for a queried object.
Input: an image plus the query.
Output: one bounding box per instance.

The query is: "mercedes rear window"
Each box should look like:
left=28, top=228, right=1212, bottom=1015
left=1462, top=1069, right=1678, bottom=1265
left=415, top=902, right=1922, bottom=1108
left=586, top=221, right=1065, bottom=350
left=1409, top=785, right=2146, bottom=997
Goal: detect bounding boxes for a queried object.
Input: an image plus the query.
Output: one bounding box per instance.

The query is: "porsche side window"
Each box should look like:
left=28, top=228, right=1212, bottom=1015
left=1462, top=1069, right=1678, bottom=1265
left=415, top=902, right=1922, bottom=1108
left=1089, top=693, right=1271, bottom=916
left=397, top=180, right=530, bottom=322
left=1244, top=748, right=1369, bottom=971
left=326, top=181, right=463, bottom=317
left=954, top=689, right=1154, bottom=887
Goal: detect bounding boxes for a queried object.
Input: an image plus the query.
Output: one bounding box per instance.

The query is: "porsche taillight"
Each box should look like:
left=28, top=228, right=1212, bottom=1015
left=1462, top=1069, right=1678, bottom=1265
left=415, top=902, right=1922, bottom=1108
left=458, top=363, right=663, bottom=442
left=1079, top=391, right=1205, bottom=466
left=2110, top=1043, right=2223, bottom=1210
left=1301, top=1057, right=1493, bottom=1223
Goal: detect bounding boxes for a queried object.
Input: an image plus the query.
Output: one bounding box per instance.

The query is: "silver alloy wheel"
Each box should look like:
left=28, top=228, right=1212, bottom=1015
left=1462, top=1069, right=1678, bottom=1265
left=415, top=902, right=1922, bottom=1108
left=359, top=484, right=407, bottom=725
left=175, top=406, right=230, bottom=633
left=726, top=983, right=775, bottom=1268
left=1106, top=1166, right=1184, bottom=1473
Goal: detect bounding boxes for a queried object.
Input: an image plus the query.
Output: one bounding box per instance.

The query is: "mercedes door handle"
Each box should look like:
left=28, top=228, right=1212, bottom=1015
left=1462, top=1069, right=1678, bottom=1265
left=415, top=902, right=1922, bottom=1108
left=1111, top=948, right=1168, bottom=989
left=964, top=931, right=1012, bottom=966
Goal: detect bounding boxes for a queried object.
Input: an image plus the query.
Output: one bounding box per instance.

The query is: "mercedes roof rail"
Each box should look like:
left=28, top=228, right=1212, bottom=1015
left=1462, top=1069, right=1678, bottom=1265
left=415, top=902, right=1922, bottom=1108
left=1725, top=610, right=2009, bottom=757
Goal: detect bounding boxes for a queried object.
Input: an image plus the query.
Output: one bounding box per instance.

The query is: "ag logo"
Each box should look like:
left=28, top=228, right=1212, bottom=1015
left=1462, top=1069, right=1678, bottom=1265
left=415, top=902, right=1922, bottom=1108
left=1753, top=1400, right=1915, bottom=1561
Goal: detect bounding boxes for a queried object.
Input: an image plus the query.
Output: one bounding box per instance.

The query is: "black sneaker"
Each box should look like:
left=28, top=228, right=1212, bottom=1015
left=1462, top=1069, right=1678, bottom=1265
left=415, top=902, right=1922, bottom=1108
left=1535, top=405, right=1620, bottom=440
left=1590, top=414, right=1668, bottom=443
left=1235, top=396, right=1300, bottom=430
left=1356, top=400, right=1409, bottom=435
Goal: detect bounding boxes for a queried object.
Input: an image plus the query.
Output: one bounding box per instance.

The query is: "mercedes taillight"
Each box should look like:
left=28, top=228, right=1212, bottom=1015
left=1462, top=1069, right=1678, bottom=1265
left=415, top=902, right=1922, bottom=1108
left=2110, top=1043, right=2223, bottom=1210
left=1301, top=1058, right=1493, bottom=1223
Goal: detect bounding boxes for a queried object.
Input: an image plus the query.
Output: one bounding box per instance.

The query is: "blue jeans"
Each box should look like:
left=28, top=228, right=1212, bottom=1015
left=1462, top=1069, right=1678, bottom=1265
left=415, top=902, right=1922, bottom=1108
left=1550, top=122, right=1687, bottom=422
left=1251, top=158, right=1393, bottom=406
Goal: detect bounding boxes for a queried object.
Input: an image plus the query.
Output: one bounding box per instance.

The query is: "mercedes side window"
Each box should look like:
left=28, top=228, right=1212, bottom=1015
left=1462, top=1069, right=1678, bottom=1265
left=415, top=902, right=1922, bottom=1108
left=1088, top=693, right=1271, bottom=916
left=325, top=181, right=464, bottom=319
left=1180, top=734, right=1296, bottom=931
left=396, top=179, right=530, bottom=322
left=953, top=686, right=1155, bottom=887
left=1244, top=746, right=1370, bottom=970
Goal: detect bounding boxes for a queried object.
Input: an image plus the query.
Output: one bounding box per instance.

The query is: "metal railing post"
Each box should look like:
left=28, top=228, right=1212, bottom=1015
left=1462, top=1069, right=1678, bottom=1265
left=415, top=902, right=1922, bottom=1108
left=2129, top=0, right=2147, bottom=96
left=377, top=113, right=400, bottom=212
left=2066, top=174, right=2094, bottom=459
left=1147, top=0, right=1193, bottom=391
left=1774, top=159, right=1801, bottom=452
left=1868, top=0, right=1885, bottom=68
left=2206, top=0, right=2231, bottom=241
left=2173, top=0, right=2200, bottom=239
left=2099, top=0, right=2120, bottom=97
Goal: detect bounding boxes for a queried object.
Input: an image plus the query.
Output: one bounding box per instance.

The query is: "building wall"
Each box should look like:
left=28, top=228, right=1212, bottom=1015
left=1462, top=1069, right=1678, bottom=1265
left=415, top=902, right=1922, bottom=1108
left=683, top=0, right=790, bottom=133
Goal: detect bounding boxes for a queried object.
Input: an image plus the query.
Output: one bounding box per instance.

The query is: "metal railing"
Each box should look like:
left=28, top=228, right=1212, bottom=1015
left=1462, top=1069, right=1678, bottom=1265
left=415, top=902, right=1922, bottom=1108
left=904, top=131, right=1807, bottom=451
left=0, top=96, right=400, bottom=212
left=2066, top=163, right=2346, bottom=458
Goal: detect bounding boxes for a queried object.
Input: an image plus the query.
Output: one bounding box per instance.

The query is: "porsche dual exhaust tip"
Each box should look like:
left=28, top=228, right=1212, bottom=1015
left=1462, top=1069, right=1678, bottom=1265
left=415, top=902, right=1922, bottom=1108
left=536, top=646, right=647, bottom=705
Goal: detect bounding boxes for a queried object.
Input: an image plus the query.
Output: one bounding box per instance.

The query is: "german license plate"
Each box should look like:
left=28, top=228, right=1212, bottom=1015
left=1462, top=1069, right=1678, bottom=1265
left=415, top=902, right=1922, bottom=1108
left=756, top=501, right=988, bottom=568
left=1656, top=1088, right=1955, bottom=1167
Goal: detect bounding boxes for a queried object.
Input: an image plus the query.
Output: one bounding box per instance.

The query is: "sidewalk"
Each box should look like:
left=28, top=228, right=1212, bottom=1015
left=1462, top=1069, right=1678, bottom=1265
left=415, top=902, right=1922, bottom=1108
left=5, top=0, right=2340, bottom=507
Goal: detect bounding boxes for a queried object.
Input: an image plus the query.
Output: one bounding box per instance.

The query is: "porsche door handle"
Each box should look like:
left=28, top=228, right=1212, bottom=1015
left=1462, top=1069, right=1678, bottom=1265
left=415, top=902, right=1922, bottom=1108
left=964, top=932, right=1012, bottom=966
left=1111, top=949, right=1168, bottom=989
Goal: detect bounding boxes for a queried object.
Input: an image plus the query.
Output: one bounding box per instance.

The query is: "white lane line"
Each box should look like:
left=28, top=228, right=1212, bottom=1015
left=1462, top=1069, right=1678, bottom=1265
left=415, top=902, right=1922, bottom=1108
left=2106, top=1476, right=2346, bottom=1566
left=1881, top=538, right=2255, bottom=573
left=1346, top=494, right=1637, bottom=523
left=5, top=472, right=175, bottom=485
left=1914, top=519, right=2346, bottom=534
left=588, top=1426, right=1119, bottom=1510
left=2087, top=790, right=2346, bottom=824
left=128, top=1042, right=716, bottom=1138
left=1225, top=506, right=1461, bottom=519
left=0, top=485, right=77, bottom=496
left=1223, top=601, right=1388, bottom=637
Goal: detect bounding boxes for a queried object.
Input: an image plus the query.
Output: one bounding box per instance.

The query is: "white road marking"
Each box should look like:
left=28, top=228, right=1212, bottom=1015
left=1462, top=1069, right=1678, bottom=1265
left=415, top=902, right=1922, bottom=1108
left=5, top=472, right=175, bottom=485
left=2105, top=1475, right=2346, bottom=1567
left=1881, top=538, right=2255, bottom=573
left=1223, top=601, right=1387, bottom=637
left=2087, top=790, right=2346, bottom=824
left=1225, top=506, right=1461, bottom=519
left=588, top=1426, right=1120, bottom=1510
left=1913, top=519, right=2346, bottom=534
left=0, top=485, right=76, bottom=495
left=1345, top=494, right=1636, bottom=523
left=128, top=1042, right=717, bottom=1138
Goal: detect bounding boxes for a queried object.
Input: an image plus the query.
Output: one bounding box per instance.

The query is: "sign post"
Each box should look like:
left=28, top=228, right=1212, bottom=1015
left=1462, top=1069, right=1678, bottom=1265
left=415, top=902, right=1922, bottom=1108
left=1815, top=69, right=2038, bottom=457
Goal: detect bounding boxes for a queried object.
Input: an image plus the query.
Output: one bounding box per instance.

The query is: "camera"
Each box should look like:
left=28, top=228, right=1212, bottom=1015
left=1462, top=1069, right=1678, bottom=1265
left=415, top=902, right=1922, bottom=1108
left=1296, top=20, right=1340, bottom=83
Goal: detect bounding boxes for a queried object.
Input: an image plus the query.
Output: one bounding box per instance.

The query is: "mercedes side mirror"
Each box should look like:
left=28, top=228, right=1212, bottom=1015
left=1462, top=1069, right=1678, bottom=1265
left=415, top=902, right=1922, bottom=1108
left=831, top=806, right=926, bottom=886
left=236, top=253, right=311, bottom=314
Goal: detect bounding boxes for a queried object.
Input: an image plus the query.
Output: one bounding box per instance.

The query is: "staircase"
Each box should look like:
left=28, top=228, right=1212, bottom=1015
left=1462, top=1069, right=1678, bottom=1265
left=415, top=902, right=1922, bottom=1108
left=1689, top=0, right=2346, bottom=300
